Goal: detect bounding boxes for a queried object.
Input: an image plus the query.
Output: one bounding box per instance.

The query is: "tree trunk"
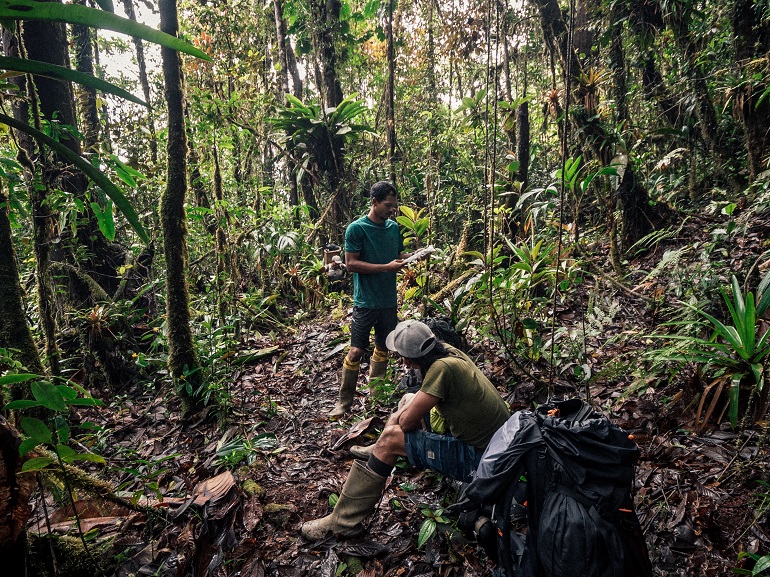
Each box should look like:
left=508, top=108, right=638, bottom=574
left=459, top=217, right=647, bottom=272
left=2, top=22, right=63, bottom=376
left=532, top=0, right=654, bottom=250
left=666, top=4, right=744, bottom=192
left=71, top=0, right=100, bottom=152
left=213, top=145, right=230, bottom=325
left=0, top=183, right=45, bottom=383
left=386, top=0, right=397, bottom=181
left=0, top=416, right=35, bottom=572
left=273, top=0, right=300, bottom=210
left=312, top=0, right=343, bottom=109
left=309, top=0, right=346, bottom=240
left=608, top=2, right=628, bottom=125
left=731, top=0, right=770, bottom=183
left=121, top=0, right=158, bottom=164
left=159, top=0, right=203, bottom=417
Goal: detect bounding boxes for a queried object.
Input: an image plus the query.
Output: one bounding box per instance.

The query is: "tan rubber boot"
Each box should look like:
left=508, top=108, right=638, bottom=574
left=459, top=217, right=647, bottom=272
left=350, top=444, right=375, bottom=460
left=300, top=460, right=387, bottom=540
left=368, top=347, right=389, bottom=385
left=329, top=358, right=360, bottom=419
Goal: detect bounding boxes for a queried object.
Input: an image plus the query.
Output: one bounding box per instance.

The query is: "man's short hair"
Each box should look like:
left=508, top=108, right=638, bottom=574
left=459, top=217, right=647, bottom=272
left=370, top=180, right=397, bottom=201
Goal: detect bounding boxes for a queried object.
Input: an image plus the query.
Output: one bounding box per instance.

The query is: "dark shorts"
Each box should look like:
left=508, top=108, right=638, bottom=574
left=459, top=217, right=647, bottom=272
left=350, top=307, right=399, bottom=351
left=404, top=429, right=483, bottom=483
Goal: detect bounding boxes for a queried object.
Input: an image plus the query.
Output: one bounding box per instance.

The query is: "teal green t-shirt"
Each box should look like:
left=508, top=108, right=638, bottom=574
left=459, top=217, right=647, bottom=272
left=345, top=216, right=404, bottom=309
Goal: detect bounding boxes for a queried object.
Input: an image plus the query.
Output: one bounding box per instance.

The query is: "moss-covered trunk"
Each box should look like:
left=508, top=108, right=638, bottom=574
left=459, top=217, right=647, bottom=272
left=0, top=416, right=34, bottom=573
left=0, top=184, right=45, bottom=386
left=71, top=0, right=100, bottom=152
left=160, top=0, right=203, bottom=417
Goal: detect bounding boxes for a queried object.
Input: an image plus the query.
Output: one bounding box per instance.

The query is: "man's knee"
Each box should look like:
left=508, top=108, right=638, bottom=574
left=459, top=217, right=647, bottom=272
left=347, top=347, right=365, bottom=363
left=379, top=423, right=403, bottom=447
left=397, top=392, right=415, bottom=411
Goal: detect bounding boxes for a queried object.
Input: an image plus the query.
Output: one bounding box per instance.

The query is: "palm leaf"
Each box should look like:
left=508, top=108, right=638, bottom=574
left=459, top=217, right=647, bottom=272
left=0, top=0, right=211, bottom=61
left=0, top=113, right=148, bottom=243
left=757, top=269, right=770, bottom=317
left=0, top=56, right=146, bottom=107
left=697, top=309, right=747, bottom=357
left=729, top=276, right=747, bottom=337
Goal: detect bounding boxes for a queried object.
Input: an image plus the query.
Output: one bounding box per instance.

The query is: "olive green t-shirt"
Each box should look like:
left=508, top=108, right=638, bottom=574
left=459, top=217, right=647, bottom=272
left=345, top=216, right=404, bottom=309
left=419, top=346, right=510, bottom=449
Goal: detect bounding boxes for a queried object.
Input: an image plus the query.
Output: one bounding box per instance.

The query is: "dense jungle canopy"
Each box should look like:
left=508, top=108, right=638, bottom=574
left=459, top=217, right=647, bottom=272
left=1, top=0, right=770, bottom=575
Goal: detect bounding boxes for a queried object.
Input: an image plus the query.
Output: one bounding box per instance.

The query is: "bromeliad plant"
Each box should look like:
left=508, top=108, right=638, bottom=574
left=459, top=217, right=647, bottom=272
left=651, top=273, right=770, bottom=430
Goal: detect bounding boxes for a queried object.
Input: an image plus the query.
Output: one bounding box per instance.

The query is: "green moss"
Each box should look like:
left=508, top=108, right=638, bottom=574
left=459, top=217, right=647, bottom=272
left=242, top=479, right=264, bottom=497
left=263, top=502, right=297, bottom=527
left=28, top=534, right=116, bottom=577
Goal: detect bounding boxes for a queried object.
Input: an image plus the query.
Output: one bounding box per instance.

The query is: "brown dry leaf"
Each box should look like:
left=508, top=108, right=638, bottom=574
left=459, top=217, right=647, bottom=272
left=175, top=520, right=196, bottom=577
left=193, top=471, right=236, bottom=507
left=331, top=416, right=385, bottom=450
left=50, top=498, right=133, bottom=523
left=242, top=495, right=264, bottom=532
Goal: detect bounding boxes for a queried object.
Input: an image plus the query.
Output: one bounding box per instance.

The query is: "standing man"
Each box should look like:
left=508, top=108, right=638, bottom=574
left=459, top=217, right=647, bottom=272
left=329, top=181, right=408, bottom=419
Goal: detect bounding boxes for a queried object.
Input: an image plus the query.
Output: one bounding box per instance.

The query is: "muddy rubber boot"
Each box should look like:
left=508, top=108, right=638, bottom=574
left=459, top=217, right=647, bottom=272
left=350, top=444, right=376, bottom=460
left=329, top=359, right=360, bottom=419
left=368, top=348, right=389, bottom=389
left=301, top=460, right=387, bottom=540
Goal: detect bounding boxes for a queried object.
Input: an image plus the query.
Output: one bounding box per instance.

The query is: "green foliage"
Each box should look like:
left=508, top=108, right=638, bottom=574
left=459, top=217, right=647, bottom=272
left=0, top=112, right=147, bottom=242
left=0, top=56, right=146, bottom=106
left=457, top=236, right=564, bottom=363
left=0, top=0, right=210, bottom=60
left=2, top=373, right=105, bottom=471
left=396, top=205, right=430, bottom=249
left=0, top=0, right=210, bottom=245
left=417, top=506, right=452, bottom=549
left=735, top=552, right=770, bottom=576
left=269, top=94, right=374, bottom=184
left=648, top=273, right=770, bottom=429
left=215, top=430, right=278, bottom=468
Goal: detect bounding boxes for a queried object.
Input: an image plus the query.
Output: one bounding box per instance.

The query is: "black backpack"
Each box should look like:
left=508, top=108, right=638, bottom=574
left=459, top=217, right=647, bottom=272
left=456, top=399, right=652, bottom=577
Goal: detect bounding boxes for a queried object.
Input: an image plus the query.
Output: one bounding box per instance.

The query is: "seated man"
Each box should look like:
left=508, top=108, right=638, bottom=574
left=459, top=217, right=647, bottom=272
left=301, top=319, right=510, bottom=540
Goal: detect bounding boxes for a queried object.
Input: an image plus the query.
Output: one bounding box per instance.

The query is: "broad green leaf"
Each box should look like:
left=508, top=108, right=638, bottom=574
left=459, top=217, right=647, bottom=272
left=71, top=452, right=106, bottom=464
left=753, top=555, right=770, bottom=576
left=22, top=456, right=56, bottom=472
left=0, top=373, right=40, bottom=386
left=56, top=385, right=78, bottom=401
left=69, top=397, right=105, bottom=407
left=698, top=310, right=745, bottom=356
left=19, top=438, right=40, bottom=457
left=750, top=363, right=763, bottom=388
left=90, top=199, right=115, bottom=241
left=744, top=292, right=756, bottom=355
left=0, top=0, right=211, bottom=61
left=730, top=276, right=746, bottom=334
left=56, top=443, right=77, bottom=463
left=0, top=113, right=149, bottom=243
left=417, top=518, right=436, bottom=549
left=0, top=57, right=146, bottom=106
left=53, top=415, right=70, bottom=444
left=21, top=416, right=52, bottom=444
left=757, top=270, right=770, bottom=315
left=4, top=399, right=42, bottom=410
left=395, top=215, right=414, bottom=229
left=31, top=380, right=67, bottom=411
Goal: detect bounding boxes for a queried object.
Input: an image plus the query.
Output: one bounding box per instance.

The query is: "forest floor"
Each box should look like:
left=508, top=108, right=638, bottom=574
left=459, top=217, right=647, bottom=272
left=27, top=211, right=770, bottom=577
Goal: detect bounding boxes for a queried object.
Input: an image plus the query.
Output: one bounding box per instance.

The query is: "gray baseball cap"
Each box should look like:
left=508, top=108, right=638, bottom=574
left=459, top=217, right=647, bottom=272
left=385, top=319, right=436, bottom=358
